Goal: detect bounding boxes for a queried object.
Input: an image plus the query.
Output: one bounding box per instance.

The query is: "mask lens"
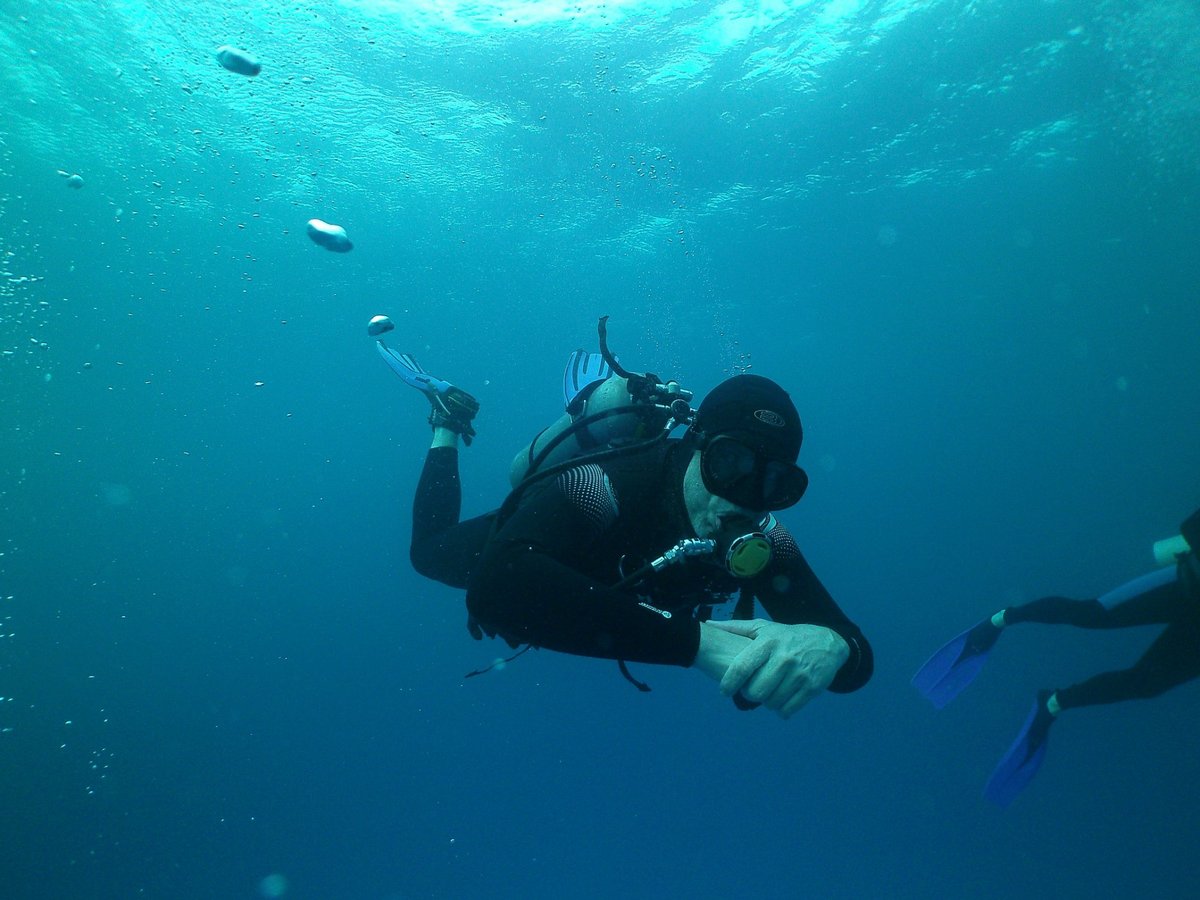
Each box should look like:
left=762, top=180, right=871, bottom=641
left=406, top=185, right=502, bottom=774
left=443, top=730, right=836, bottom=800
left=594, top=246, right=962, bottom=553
left=702, top=437, right=808, bottom=511
left=703, top=438, right=756, bottom=484
left=701, top=438, right=756, bottom=504
left=761, top=460, right=808, bottom=509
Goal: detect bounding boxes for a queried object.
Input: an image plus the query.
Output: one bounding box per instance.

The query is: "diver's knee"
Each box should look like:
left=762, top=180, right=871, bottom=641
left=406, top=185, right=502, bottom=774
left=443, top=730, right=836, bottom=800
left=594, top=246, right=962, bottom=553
left=409, top=542, right=440, bottom=580
left=1127, top=671, right=1174, bottom=701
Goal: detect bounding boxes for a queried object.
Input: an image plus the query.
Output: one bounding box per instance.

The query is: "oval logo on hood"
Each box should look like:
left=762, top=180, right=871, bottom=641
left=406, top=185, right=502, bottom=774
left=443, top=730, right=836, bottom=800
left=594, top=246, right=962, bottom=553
left=754, top=409, right=786, bottom=427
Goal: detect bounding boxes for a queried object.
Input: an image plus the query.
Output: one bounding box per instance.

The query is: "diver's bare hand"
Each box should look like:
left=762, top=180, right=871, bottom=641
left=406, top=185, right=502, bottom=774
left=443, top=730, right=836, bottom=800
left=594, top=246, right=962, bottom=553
left=705, top=619, right=849, bottom=718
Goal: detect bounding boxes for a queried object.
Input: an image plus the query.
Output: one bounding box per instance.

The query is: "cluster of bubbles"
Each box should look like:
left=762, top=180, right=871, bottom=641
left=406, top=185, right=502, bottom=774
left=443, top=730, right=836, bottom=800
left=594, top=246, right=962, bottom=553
left=1, top=537, right=14, bottom=736
left=0, top=263, right=55, bottom=380
left=1, top=140, right=24, bottom=741
left=213, top=45, right=354, bottom=253
left=1, top=139, right=53, bottom=381
left=50, top=43, right=354, bottom=257
left=85, top=745, right=114, bottom=795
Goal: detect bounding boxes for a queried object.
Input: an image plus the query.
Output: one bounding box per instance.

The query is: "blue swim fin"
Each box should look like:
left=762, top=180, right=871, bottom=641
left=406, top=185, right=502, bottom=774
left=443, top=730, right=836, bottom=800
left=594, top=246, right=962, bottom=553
left=984, top=691, right=1056, bottom=807
left=562, top=349, right=612, bottom=411
left=376, top=341, right=454, bottom=397
left=376, top=340, right=479, bottom=444
left=912, top=617, right=1002, bottom=709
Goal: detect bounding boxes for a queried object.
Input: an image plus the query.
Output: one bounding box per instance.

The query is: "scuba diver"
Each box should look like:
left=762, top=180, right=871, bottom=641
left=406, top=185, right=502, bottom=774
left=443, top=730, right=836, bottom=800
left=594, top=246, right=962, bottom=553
left=913, top=506, right=1200, bottom=806
left=369, top=315, right=873, bottom=717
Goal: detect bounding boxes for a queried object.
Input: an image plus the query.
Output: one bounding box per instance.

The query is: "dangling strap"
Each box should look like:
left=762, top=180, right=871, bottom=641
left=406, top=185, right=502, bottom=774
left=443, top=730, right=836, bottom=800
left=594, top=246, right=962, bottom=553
left=617, top=660, right=652, bottom=692
left=464, top=644, right=533, bottom=679
left=733, top=587, right=756, bottom=620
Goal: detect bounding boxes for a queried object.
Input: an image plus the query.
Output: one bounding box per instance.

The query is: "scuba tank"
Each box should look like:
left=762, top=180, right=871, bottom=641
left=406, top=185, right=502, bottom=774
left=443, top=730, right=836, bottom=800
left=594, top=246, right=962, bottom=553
left=505, top=316, right=696, bottom=490
left=496, top=317, right=775, bottom=584
left=509, top=374, right=653, bottom=487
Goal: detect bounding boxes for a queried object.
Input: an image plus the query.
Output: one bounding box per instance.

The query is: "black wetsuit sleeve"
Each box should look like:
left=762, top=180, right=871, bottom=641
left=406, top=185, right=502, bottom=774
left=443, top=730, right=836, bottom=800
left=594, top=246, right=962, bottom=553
left=1181, top=506, right=1200, bottom=552
left=751, top=536, right=873, bottom=693
left=465, top=472, right=701, bottom=666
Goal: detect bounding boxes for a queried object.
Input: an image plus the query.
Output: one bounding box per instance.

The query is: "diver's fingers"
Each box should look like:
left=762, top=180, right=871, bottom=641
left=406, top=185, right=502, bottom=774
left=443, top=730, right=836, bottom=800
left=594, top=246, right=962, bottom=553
left=776, top=681, right=823, bottom=719
left=704, top=617, right=768, bottom=639
left=718, top=640, right=770, bottom=697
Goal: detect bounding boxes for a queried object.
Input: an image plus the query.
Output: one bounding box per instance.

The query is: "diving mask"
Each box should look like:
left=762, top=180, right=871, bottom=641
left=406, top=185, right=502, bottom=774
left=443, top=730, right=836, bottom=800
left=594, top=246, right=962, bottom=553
left=700, top=435, right=808, bottom=512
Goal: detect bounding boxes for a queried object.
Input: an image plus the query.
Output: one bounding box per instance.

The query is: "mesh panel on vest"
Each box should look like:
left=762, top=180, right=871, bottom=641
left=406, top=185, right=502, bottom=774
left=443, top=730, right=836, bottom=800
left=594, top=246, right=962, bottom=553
left=555, top=464, right=619, bottom=530
left=765, top=519, right=799, bottom=560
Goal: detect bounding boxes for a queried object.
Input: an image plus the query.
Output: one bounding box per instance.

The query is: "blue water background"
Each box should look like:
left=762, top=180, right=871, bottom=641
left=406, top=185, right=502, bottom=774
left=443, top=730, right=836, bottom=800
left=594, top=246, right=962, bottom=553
left=2, top=1, right=1199, bottom=897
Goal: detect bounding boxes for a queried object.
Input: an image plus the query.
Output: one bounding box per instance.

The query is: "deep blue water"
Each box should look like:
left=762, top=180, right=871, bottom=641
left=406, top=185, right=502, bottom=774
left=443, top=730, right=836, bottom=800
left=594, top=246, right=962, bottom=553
left=2, top=1, right=1199, bottom=898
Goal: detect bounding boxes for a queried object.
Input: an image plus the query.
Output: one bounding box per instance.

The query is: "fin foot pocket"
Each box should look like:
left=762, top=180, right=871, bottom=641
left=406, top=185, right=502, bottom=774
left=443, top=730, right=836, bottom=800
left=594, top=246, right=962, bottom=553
left=430, top=387, right=480, bottom=445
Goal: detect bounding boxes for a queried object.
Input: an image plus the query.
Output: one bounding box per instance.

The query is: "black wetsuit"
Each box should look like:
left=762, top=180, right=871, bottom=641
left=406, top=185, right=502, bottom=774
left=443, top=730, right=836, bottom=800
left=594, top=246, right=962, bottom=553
left=1005, top=507, right=1200, bottom=711
left=410, top=441, right=873, bottom=693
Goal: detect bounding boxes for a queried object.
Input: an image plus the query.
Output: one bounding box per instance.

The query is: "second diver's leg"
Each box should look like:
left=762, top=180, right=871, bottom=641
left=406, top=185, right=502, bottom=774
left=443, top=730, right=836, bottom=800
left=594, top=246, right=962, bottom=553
left=1000, top=580, right=1182, bottom=630
left=1001, top=596, right=1111, bottom=628
left=1055, top=613, right=1200, bottom=710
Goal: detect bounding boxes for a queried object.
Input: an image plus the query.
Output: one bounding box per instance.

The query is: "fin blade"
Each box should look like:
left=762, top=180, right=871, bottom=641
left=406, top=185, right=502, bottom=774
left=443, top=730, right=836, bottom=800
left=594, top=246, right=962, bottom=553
left=376, top=341, right=452, bottom=395
left=912, top=619, right=995, bottom=709
left=562, top=349, right=613, bottom=409
left=983, top=696, right=1054, bottom=806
